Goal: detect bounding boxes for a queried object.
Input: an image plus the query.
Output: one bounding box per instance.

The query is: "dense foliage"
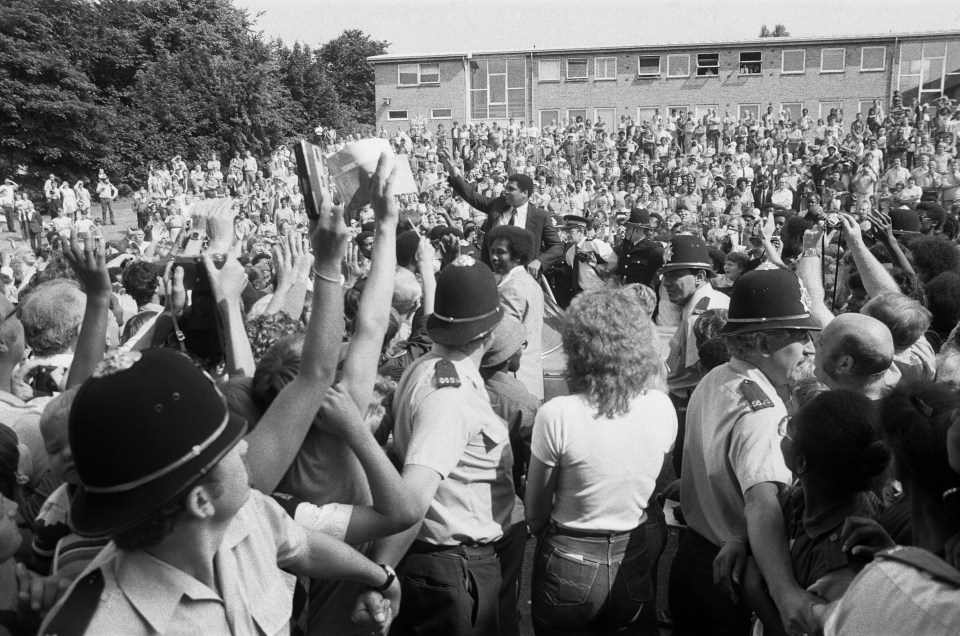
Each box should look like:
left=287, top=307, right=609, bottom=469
left=0, top=0, right=388, bottom=187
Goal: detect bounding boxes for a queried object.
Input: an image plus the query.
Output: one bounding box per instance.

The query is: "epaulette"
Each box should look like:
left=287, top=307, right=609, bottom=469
left=739, top=379, right=774, bottom=411
left=41, top=568, right=104, bottom=636
left=434, top=359, right=461, bottom=388
left=691, top=296, right=711, bottom=316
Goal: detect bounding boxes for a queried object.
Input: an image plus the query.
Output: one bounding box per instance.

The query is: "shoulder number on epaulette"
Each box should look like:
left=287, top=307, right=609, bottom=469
left=740, top=379, right=774, bottom=411
left=435, top=359, right=461, bottom=388
left=691, top=296, right=711, bottom=316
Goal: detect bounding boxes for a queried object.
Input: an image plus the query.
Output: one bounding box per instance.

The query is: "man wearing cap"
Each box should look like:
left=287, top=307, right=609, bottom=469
left=563, top=214, right=618, bottom=296
left=617, top=208, right=663, bottom=289
left=364, top=255, right=515, bottom=636
left=662, top=235, right=730, bottom=393
left=669, top=268, right=820, bottom=636
left=40, top=349, right=401, bottom=636
left=439, top=149, right=562, bottom=279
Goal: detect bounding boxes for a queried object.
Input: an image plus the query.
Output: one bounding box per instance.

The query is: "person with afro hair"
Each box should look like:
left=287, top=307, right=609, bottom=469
left=923, top=271, right=960, bottom=352
left=908, top=236, right=960, bottom=284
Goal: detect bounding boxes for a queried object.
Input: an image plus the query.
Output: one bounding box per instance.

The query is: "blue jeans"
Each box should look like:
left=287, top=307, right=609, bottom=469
left=531, top=522, right=659, bottom=636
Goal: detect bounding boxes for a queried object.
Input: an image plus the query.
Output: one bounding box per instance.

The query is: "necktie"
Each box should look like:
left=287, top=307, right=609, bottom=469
left=504, top=206, right=515, bottom=226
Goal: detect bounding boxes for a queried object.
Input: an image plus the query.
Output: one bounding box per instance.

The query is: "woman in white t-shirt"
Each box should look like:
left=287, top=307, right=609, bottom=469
left=525, top=288, right=677, bottom=636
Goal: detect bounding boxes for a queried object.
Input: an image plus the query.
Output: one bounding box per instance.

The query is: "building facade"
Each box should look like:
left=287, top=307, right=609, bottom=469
left=370, top=31, right=960, bottom=131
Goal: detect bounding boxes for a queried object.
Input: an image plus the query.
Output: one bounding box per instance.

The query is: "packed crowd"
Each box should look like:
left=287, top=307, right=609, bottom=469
left=0, top=88, right=957, bottom=636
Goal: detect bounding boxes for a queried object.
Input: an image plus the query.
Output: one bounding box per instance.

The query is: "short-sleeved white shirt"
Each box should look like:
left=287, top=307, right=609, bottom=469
left=680, top=358, right=792, bottom=546
left=393, top=353, right=514, bottom=545
left=531, top=392, right=677, bottom=532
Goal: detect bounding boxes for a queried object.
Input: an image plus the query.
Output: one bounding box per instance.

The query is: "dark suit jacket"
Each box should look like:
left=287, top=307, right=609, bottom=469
left=447, top=174, right=563, bottom=271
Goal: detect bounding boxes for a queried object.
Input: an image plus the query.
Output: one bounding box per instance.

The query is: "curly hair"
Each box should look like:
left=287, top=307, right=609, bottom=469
left=910, top=236, right=960, bottom=283
left=20, top=281, right=85, bottom=356
left=121, top=260, right=159, bottom=307
left=562, top=288, right=660, bottom=418
left=245, top=313, right=306, bottom=365
left=880, top=382, right=960, bottom=504
left=792, top=389, right=889, bottom=495
left=485, top=225, right=535, bottom=266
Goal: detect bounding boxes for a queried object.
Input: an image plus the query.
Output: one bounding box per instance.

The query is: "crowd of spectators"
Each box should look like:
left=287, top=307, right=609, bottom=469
left=0, top=88, right=958, bottom=636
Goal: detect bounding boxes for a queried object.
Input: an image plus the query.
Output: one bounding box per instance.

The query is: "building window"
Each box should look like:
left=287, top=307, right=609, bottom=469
left=739, top=51, right=762, bottom=75
left=637, top=106, right=659, bottom=123
left=539, top=59, right=560, bottom=82
left=431, top=108, right=452, bottom=119
left=637, top=55, right=661, bottom=77
left=667, top=54, right=690, bottom=78
left=696, top=53, right=719, bottom=76
left=860, top=46, right=886, bottom=71
left=738, top=104, right=760, bottom=121
left=470, top=58, right=526, bottom=120
left=781, top=50, right=806, bottom=74
left=595, top=57, right=617, bottom=80
left=387, top=110, right=408, bottom=121
left=567, top=109, right=588, bottom=124
left=858, top=100, right=881, bottom=113
left=567, top=58, right=588, bottom=80
left=695, top=104, right=718, bottom=120
left=397, top=63, right=439, bottom=86
left=898, top=41, right=956, bottom=105
left=821, top=48, right=846, bottom=73
left=539, top=109, right=560, bottom=129
left=780, top=102, right=803, bottom=122
left=819, top=101, right=843, bottom=120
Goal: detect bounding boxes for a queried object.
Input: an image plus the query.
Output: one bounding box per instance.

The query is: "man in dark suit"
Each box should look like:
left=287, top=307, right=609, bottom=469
left=440, top=150, right=563, bottom=279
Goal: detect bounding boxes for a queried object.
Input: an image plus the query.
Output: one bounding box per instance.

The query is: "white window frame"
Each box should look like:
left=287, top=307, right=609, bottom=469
left=636, top=55, right=661, bottom=77
left=819, top=101, right=843, bottom=120
left=666, top=54, right=690, bottom=78
left=636, top=106, right=660, bottom=123
left=566, top=58, right=589, bottom=80
left=566, top=109, right=588, bottom=124
left=430, top=108, right=452, bottom=119
left=538, top=59, right=561, bottom=82
left=386, top=110, right=409, bottom=121
left=780, top=102, right=803, bottom=122
left=820, top=48, right=846, bottom=73
left=595, top=57, right=617, bottom=81
left=860, top=46, right=886, bottom=72
left=738, top=104, right=761, bottom=120
left=397, top=63, right=439, bottom=86
left=739, top=51, right=762, bottom=76
left=781, top=49, right=806, bottom=74
left=539, top=109, right=560, bottom=129
left=696, top=53, right=719, bottom=76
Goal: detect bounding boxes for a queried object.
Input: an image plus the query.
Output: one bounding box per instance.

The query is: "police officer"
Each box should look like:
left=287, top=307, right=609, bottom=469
left=668, top=268, right=821, bottom=636
left=617, top=207, right=664, bottom=289
left=562, top=214, right=617, bottom=295
left=365, top=255, right=515, bottom=636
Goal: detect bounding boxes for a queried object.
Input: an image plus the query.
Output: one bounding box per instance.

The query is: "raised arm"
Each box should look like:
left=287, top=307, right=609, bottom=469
left=245, top=184, right=349, bottom=493
left=62, top=229, right=111, bottom=388
left=318, top=383, right=418, bottom=543
left=203, top=252, right=256, bottom=378
left=839, top=214, right=899, bottom=297
left=340, top=153, right=399, bottom=412
left=439, top=148, right=494, bottom=213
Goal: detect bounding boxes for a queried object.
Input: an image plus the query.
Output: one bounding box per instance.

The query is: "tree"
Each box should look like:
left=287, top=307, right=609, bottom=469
left=759, top=24, right=790, bottom=37
left=0, top=0, right=112, bottom=180
left=318, top=30, right=388, bottom=129
left=277, top=40, right=345, bottom=130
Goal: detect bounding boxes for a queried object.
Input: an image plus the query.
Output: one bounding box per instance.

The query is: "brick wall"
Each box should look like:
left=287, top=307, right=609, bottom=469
left=373, top=59, right=467, bottom=130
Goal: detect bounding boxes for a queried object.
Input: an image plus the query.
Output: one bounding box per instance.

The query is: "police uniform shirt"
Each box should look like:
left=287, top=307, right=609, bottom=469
left=618, top=238, right=664, bottom=288
left=666, top=283, right=730, bottom=390
left=564, top=237, right=615, bottom=292
left=40, top=491, right=305, bottom=636
left=392, top=353, right=514, bottom=546
left=679, top=358, right=793, bottom=547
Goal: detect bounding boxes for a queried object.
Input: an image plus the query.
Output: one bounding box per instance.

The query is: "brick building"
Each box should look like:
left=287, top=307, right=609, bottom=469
left=369, top=30, right=960, bottom=131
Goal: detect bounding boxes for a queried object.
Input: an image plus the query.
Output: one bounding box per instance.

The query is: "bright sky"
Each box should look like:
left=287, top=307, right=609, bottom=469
left=235, top=0, right=960, bottom=54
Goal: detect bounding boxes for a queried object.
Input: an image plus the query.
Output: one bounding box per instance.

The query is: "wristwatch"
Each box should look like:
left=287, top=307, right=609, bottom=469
left=368, top=564, right=396, bottom=592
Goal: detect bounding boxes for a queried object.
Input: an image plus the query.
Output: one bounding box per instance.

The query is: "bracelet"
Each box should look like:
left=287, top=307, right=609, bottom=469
left=944, top=486, right=959, bottom=502
left=311, top=266, right=343, bottom=285
left=800, top=248, right=821, bottom=259
left=721, top=538, right=746, bottom=547
left=368, top=564, right=396, bottom=593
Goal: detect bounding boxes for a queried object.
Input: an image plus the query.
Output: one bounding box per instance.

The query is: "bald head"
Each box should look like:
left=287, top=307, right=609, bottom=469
left=816, top=314, right=894, bottom=389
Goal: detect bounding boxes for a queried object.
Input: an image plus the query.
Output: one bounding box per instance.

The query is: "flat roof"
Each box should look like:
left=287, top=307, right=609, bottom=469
left=368, top=29, right=960, bottom=63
